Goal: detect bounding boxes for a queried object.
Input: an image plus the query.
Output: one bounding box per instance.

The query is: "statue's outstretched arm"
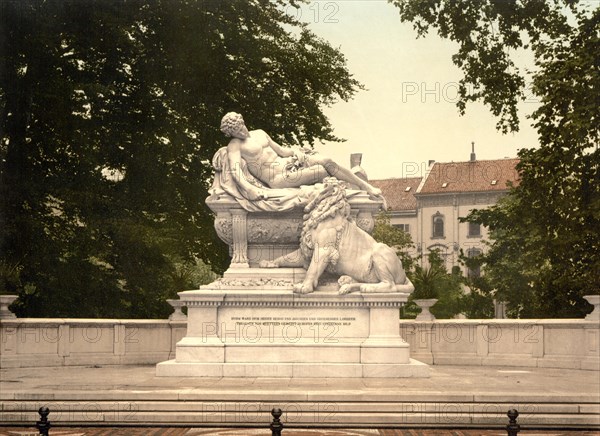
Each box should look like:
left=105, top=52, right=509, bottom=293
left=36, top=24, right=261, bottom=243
left=265, top=131, right=297, bottom=159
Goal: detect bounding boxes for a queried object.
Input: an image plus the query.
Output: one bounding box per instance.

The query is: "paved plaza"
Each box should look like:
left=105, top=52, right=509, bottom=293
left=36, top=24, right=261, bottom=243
left=1, top=364, right=599, bottom=431
left=2, top=363, right=597, bottom=397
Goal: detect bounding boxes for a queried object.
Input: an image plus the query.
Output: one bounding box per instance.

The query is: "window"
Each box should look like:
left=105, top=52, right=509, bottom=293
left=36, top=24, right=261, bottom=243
left=468, top=222, right=481, bottom=237
left=467, top=248, right=482, bottom=279
left=393, top=224, right=410, bottom=233
left=432, top=212, right=444, bottom=238
left=428, top=244, right=449, bottom=269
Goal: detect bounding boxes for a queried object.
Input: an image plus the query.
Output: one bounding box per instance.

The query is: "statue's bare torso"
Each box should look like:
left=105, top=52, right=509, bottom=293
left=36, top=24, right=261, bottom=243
left=229, top=130, right=284, bottom=183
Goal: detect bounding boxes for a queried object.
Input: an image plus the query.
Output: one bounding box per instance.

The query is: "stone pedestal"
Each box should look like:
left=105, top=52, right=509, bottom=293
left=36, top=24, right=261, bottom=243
left=207, top=191, right=381, bottom=270
left=157, top=278, right=429, bottom=378
left=415, top=298, right=438, bottom=321
left=584, top=295, right=600, bottom=321
left=167, top=299, right=187, bottom=321
left=0, top=295, right=18, bottom=319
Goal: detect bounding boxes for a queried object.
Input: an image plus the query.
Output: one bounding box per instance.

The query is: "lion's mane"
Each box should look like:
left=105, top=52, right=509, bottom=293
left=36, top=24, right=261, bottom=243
left=299, top=179, right=351, bottom=268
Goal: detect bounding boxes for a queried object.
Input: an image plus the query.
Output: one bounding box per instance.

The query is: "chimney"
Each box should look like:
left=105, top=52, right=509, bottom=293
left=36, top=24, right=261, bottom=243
left=470, top=141, right=476, bottom=162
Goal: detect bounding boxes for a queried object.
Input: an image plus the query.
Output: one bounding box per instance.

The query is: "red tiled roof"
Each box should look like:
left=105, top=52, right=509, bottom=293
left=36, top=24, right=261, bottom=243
left=419, top=158, right=520, bottom=194
left=370, top=177, right=422, bottom=211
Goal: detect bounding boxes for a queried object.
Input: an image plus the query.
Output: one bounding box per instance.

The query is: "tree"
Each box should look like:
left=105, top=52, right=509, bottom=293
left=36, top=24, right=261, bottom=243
left=457, top=249, right=495, bottom=319
left=0, top=0, right=362, bottom=317
left=398, top=251, right=466, bottom=319
left=372, top=211, right=415, bottom=273
left=372, top=215, right=466, bottom=318
left=405, top=250, right=464, bottom=319
left=392, top=0, right=599, bottom=317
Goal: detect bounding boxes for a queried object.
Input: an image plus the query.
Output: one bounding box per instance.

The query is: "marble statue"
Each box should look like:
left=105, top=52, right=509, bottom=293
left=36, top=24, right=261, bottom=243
left=261, top=177, right=414, bottom=295
left=211, top=112, right=382, bottom=212
left=207, top=112, right=410, bottom=295
left=156, top=116, right=427, bottom=380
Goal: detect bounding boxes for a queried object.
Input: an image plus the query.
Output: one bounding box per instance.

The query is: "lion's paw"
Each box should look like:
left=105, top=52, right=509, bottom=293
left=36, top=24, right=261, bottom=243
left=259, top=260, right=278, bottom=268
left=338, top=275, right=356, bottom=286
left=293, top=282, right=314, bottom=294
left=339, top=284, right=351, bottom=295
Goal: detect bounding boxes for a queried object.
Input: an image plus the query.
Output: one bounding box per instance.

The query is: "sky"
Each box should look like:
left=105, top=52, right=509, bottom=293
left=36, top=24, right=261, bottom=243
left=297, top=1, right=540, bottom=180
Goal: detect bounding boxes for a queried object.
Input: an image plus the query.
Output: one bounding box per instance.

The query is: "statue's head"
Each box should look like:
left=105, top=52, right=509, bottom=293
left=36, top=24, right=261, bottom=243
left=220, top=112, right=245, bottom=137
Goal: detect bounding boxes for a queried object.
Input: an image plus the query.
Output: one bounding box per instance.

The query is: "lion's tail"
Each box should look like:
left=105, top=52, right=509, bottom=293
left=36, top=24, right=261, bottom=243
left=394, top=277, right=415, bottom=294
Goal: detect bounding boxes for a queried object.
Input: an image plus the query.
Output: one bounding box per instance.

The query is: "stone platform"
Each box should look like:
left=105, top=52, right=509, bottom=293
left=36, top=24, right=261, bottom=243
left=1, top=365, right=599, bottom=428
left=156, top=283, right=428, bottom=378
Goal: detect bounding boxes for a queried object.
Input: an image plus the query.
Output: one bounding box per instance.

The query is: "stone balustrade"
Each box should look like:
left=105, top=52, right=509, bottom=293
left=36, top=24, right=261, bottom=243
left=0, top=319, right=186, bottom=368
left=1, top=318, right=598, bottom=370
left=400, top=319, right=600, bottom=371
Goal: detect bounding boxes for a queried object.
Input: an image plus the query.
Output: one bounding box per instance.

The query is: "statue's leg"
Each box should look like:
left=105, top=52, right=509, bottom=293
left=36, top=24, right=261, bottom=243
left=306, top=155, right=382, bottom=197
left=259, top=249, right=304, bottom=268
left=373, top=243, right=407, bottom=284
left=358, top=248, right=397, bottom=293
left=270, top=164, right=327, bottom=188
left=294, top=247, right=333, bottom=294
left=339, top=282, right=362, bottom=295
left=394, top=277, right=415, bottom=293
left=359, top=281, right=395, bottom=293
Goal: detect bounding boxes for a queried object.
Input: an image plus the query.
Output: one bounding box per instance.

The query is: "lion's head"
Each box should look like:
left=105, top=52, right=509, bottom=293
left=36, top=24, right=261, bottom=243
left=299, top=177, right=352, bottom=264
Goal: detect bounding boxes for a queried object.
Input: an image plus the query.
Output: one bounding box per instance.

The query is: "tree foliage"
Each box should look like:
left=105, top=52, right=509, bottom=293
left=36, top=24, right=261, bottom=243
left=393, top=0, right=599, bottom=317
left=404, top=250, right=464, bottom=319
left=457, top=249, right=495, bottom=319
left=0, top=0, right=362, bottom=317
left=373, top=215, right=468, bottom=319
left=372, top=211, right=415, bottom=273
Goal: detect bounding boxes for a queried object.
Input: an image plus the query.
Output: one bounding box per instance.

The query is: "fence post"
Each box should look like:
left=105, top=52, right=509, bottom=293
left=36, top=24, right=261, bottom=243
left=506, top=409, right=520, bottom=436
left=270, top=407, right=283, bottom=436
left=36, top=406, right=51, bottom=436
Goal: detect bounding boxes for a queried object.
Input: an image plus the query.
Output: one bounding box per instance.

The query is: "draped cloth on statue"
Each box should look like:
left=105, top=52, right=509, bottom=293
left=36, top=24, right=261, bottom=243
left=209, top=147, right=322, bottom=212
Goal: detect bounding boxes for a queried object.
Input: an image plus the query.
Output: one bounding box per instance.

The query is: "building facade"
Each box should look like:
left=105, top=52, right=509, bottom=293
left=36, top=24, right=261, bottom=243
left=370, top=177, right=422, bottom=244
left=371, top=157, right=519, bottom=276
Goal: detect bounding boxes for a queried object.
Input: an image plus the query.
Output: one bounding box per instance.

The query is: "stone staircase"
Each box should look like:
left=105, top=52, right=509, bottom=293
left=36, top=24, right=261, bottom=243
left=1, top=392, right=598, bottom=428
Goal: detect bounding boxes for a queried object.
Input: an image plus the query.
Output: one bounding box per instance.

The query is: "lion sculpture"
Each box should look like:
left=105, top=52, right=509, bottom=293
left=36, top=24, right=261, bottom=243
left=260, top=177, right=414, bottom=295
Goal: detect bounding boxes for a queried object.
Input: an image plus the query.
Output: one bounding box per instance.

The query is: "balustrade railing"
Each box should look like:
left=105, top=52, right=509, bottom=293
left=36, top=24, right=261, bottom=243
left=27, top=406, right=522, bottom=435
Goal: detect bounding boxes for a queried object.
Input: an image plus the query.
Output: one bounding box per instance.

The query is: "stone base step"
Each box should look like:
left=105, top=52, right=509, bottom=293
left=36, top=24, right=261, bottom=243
left=1, top=400, right=598, bottom=428
left=156, top=359, right=429, bottom=378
